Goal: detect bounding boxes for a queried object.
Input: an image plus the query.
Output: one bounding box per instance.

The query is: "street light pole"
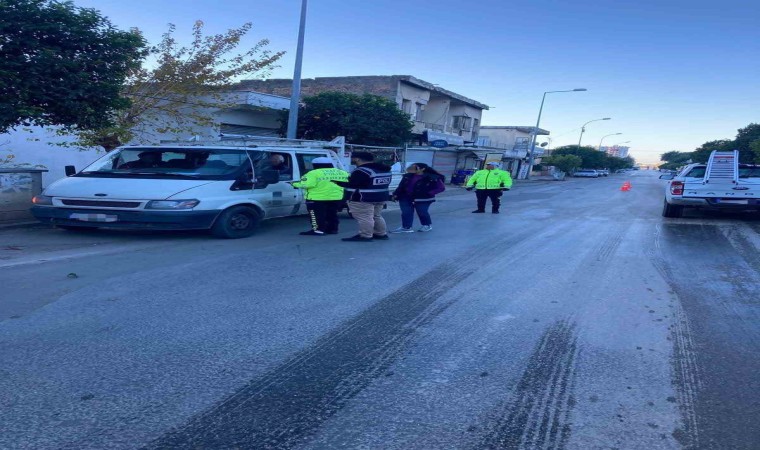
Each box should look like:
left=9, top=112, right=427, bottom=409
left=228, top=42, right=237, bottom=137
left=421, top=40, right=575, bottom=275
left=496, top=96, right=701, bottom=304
left=526, top=88, right=586, bottom=180
left=598, top=132, right=622, bottom=152
left=577, top=117, right=610, bottom=148
left=286, top=0, right=308, bottom=140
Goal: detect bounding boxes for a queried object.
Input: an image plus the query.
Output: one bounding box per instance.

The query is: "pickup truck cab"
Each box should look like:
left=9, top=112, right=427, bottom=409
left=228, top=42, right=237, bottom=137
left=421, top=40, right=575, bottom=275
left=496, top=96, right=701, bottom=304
left=31, top=140, right=358, bottom=238
left=660, top=150, right=760, bottom=218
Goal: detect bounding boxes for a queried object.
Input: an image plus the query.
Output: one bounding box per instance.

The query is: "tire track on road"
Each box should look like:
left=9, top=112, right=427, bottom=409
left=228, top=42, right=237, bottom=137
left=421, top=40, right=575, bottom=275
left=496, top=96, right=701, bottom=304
left=144, top=228, right=544, bottom=450
left=477, top=319, right=579, bottom=450
left=654, top=222, right=760, bottom=449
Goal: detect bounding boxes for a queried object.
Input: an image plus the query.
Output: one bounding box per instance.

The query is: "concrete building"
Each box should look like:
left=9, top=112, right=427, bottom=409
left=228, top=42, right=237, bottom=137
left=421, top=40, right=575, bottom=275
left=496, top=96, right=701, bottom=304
left=0, top=91, right=290, bottom=186
left=238, top=75, right=489, bottom=146
left=601, top=145, right=630, bottom=158
left=477, top=126, right=550, bottom=177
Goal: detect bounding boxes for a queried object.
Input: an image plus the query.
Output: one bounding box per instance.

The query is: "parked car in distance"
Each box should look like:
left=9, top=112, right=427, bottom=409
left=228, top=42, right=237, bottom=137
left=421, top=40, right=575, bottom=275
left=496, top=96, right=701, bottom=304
left=597, top=169, right=609, bottom=177
left=574, top=169, right=599, bottom=178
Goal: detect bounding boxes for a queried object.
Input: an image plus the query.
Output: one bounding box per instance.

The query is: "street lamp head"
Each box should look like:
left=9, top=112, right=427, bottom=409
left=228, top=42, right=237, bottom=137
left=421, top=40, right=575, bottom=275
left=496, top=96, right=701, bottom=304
left=614, top=132, right=622, bottom=135
left=573, top=88, right=587, bottom=91
left=603, top=117, right=611, bottom=120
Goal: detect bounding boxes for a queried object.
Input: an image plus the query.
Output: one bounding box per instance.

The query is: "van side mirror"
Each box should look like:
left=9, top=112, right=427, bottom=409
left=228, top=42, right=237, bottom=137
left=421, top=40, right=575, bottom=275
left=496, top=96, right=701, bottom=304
left=659, top=173, right=675, bottom=180
left=65, top=165, right=76, bottom=176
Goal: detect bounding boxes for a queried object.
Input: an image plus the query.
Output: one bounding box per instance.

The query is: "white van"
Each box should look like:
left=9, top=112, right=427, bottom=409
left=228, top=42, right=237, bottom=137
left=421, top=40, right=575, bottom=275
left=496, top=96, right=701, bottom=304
left=31, top=141, right=357, bottom=238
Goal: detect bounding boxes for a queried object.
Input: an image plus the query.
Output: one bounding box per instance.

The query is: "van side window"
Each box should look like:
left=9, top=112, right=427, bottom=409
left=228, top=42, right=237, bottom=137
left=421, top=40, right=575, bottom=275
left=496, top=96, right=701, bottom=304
left=252, top=152, right=294, bottom=184
left=296, top=153, right=329, bottom=174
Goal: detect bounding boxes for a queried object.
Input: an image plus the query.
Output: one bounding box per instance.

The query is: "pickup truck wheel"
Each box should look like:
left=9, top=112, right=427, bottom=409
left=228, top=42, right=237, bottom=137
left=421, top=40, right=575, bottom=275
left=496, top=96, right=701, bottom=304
left=211, top=206, right=261, bottom=239
left=662, top=200, right=684, bottom=218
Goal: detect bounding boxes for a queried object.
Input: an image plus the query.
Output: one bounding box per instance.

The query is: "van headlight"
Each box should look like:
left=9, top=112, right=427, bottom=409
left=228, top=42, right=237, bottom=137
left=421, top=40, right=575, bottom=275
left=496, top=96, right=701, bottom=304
left=145, top=199, right=200, bottom=210
left=32, top=195, right=53, bottom=205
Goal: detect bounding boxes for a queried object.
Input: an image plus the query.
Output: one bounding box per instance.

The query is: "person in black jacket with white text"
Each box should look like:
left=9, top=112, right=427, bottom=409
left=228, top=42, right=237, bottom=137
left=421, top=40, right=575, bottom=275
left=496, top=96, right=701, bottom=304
left=332, top=152, right=392, bottom=242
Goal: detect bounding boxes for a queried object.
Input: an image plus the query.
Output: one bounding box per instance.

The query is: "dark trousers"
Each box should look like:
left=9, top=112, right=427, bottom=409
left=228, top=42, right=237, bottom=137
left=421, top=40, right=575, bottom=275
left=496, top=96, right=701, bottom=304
left=476, top=189, right=502, bottom=212
left=399, top=199, right=432, bottom=228
left=307, top=200, right=340, bottom=233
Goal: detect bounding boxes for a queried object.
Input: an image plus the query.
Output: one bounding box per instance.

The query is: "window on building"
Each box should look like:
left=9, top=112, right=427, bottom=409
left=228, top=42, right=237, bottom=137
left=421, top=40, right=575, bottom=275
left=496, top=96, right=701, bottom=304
left=401, top=99, right=412, bottom=116
left=451, top=116, right=472, bottom=130
left=415, top=103, right=424, bottom=122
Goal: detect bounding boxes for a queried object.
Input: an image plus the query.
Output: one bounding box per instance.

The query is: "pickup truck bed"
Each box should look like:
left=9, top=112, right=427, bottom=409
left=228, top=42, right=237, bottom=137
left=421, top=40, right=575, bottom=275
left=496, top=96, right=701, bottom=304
left=661, top=151, right=760, bottom=218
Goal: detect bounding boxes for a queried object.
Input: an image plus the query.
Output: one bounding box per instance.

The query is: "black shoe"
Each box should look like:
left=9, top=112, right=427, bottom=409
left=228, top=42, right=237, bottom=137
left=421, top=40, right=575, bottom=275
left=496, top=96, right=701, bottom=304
left=373, top=234, right=390, bottom=240
left=300, top=230, right=325, bottom=236
left=325, top=230, right=339, bottom=234
left=492, top=211, right=500, bottom=214
left=342, top=234, right=373, bottom=242
left=472, top=210, right=485, bottom=213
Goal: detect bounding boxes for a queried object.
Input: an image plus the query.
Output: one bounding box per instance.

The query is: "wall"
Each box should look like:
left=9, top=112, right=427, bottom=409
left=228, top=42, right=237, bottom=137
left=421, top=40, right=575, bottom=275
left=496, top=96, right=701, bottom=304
left=0, top=127, right=102, bottom=186
left=448, top=103, right=484, bottom=141
left=238, top=77, right=399, bottom=101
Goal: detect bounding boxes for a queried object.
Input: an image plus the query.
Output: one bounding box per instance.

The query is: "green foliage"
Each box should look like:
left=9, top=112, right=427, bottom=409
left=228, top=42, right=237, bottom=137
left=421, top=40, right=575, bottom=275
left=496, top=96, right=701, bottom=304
left=751, top=139, right=760, bottom=164
left=69, top=20, right=284, bottom=151
left=548, top=145, right=632, bottom=172
left=0, top=0, right=146, bottom=133
left=551, top=145, right=608, bottom=168
left=280, top=92, right=413, bottom=146
left=543, top=154, right=582, bottom=173
left=662, top=124, right=760, bottom=167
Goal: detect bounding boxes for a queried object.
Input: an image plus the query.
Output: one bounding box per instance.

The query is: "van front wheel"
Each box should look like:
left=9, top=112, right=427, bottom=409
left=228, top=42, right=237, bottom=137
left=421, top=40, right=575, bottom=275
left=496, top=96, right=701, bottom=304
left=211, top=206, right=261, bottom=239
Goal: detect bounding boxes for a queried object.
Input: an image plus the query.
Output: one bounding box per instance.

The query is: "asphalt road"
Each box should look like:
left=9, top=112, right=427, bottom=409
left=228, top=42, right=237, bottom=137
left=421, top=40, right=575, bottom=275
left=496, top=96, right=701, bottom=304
left=1, top=172, right=758, bottom=449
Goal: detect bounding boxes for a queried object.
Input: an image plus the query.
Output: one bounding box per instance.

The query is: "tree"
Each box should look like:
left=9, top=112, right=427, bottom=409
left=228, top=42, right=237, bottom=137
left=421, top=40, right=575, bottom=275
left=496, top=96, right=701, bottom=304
left=70, top=21, right=284, bottom=151
left=551, top=145, right=608, bottom=169
left=751, top=139, right=760, bottom=164
left=0, top=0, right=146, bottom=133
left=280, top=92, right=413, bottom=146
left=734, top=123, right=760, bottom=163
left=659, top=150, right=693, bottom=170
left=606, top=155, right=634, bottom=172
left=543, top=154, right=582, bottom=173
left=692, top=139, right=734, bottom=163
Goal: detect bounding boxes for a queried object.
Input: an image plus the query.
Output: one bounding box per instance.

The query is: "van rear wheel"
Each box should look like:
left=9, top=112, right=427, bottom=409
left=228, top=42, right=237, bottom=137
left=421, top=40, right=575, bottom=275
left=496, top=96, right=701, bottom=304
left=211, top=206, right=261, bottom=239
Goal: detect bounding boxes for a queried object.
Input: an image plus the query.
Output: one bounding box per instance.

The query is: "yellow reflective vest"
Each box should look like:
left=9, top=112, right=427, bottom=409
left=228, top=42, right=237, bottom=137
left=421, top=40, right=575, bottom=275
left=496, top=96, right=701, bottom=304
left=292, top=168, right=349, bottom=200
left=466, top=169, right=513, bottom=190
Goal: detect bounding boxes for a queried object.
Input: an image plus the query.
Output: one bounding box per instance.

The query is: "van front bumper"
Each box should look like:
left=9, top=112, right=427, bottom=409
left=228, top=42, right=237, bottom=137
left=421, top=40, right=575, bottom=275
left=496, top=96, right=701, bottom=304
left=31, top=206, right=220, bottom=230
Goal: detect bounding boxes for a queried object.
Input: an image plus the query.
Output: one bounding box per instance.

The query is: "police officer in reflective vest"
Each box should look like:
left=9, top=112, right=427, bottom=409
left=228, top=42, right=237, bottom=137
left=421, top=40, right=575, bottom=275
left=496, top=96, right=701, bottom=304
left=291, top=157, right=349, bottom=236
left=332, top=151, right=393, bottom=242
left=465, top=161, right=513, bottom=214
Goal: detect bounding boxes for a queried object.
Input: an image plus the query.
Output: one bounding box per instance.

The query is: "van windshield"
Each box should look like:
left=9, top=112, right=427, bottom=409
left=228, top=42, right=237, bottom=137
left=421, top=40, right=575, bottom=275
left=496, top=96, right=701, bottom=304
left=79, top=148, right=252, bottom=180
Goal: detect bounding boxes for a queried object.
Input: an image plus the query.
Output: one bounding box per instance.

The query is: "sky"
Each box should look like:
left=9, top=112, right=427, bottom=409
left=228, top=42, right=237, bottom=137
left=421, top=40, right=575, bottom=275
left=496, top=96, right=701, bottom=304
left=79, top=0, right=760, bottom=163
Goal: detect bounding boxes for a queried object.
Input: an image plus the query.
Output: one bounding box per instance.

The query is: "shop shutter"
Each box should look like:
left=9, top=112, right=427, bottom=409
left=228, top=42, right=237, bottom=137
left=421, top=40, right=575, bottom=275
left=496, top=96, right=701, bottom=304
left=432, top=151, right=458, bottom=182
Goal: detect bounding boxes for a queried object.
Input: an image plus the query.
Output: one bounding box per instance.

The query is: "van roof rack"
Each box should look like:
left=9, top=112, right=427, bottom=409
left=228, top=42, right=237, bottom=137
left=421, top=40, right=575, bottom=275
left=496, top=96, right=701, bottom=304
left=155, top=135, right=346, bottom=150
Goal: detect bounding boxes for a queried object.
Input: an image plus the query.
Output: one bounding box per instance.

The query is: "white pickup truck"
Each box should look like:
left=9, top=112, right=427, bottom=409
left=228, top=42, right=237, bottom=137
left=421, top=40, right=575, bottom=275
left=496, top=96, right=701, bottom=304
left=660, top=150, right=760, bottom=218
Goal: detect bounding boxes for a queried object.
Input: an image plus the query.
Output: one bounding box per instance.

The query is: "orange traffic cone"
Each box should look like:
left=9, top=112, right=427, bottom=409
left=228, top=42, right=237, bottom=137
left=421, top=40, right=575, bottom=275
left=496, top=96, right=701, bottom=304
left=620, top=181, right=632, bottom=191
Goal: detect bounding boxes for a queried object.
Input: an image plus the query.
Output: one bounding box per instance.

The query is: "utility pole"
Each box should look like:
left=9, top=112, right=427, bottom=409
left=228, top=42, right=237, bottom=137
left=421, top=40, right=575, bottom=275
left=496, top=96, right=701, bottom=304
left=286, top=0, right=308, bottom=139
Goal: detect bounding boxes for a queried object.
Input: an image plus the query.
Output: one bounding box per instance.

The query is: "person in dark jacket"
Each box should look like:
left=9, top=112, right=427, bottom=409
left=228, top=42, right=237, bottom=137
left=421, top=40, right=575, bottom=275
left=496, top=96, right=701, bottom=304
left=390, top=163, right=446, bottom=233
left=332, top=151, right=392, bottom=242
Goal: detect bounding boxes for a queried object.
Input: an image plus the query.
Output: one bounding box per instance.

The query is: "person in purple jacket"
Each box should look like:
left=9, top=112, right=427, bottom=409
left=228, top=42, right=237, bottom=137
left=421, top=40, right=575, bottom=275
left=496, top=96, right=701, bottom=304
left=390, top=163, right=446, bottom=233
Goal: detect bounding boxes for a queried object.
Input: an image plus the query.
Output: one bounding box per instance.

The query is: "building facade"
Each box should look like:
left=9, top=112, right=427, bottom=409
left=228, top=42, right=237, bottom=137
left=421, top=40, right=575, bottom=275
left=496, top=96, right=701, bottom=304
left=238, top=75, right=489, bottom=146
left=0, top=91, right=290, bottom=186
left=477, top=126, right=550, bottom=177
left=601, top=145, right=630, bottom=158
